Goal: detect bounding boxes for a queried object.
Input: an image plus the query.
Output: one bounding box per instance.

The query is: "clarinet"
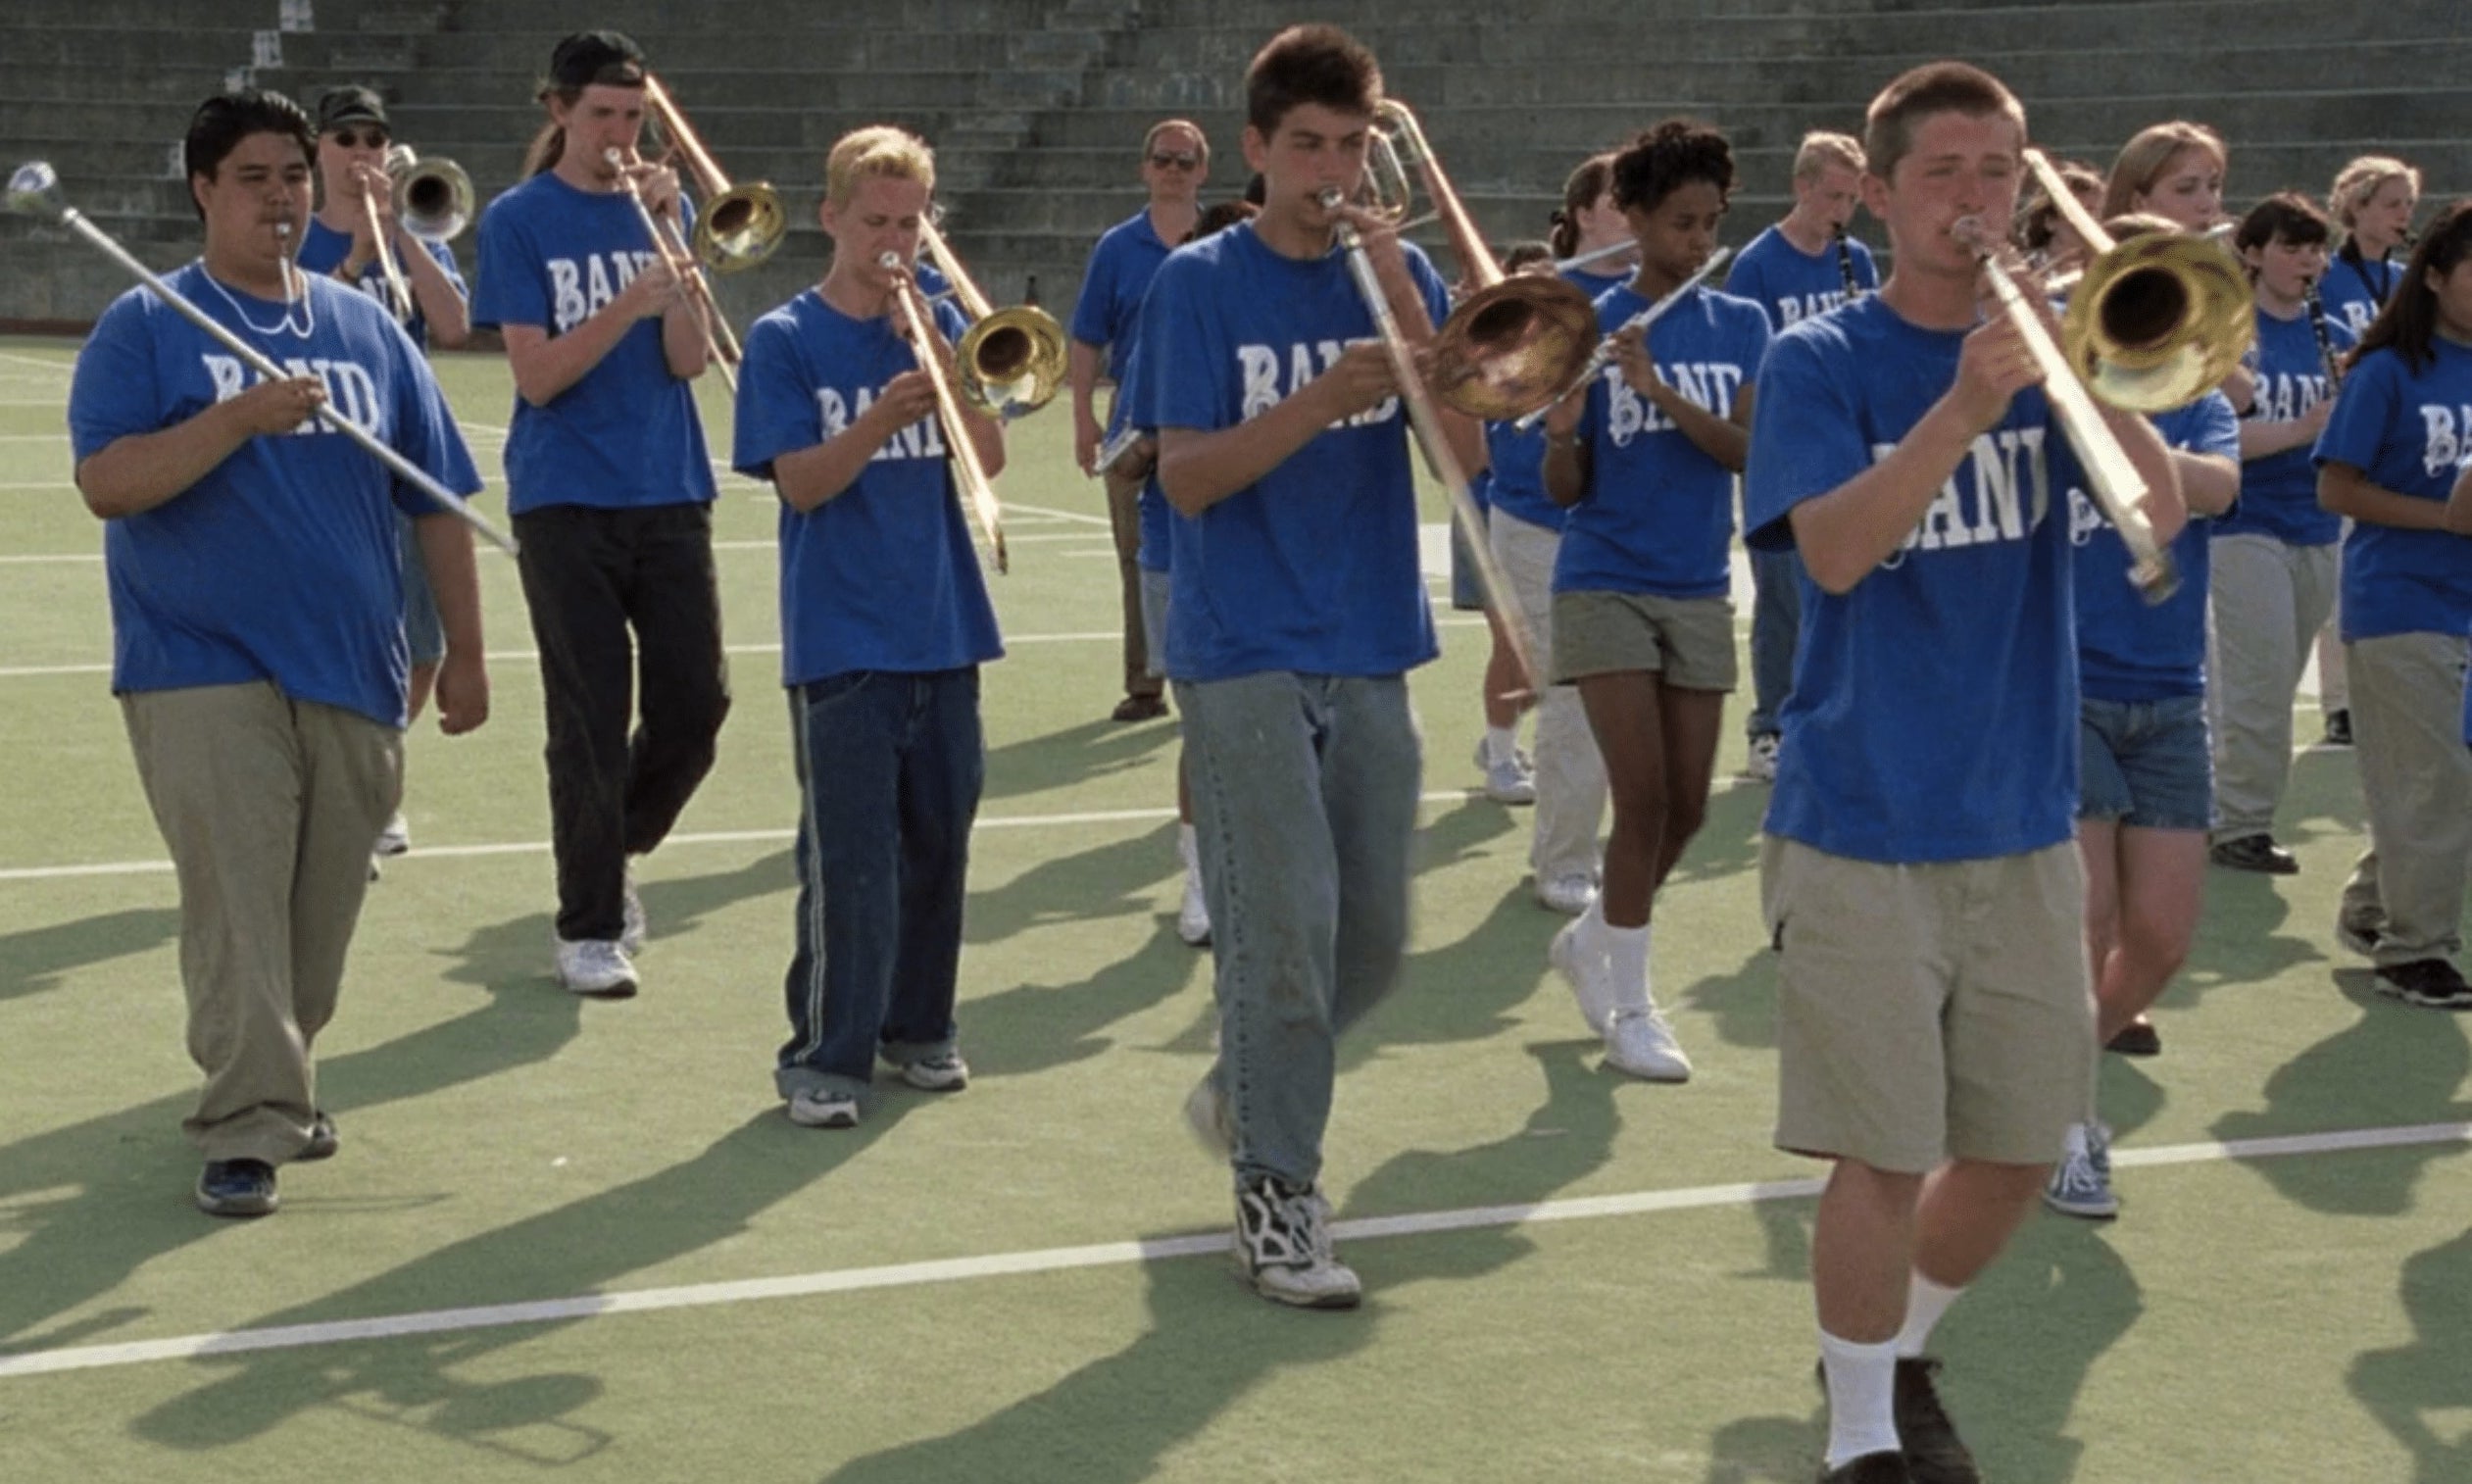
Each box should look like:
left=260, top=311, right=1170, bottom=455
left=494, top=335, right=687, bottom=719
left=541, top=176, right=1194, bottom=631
left=1833, top=224, right=1862, bottom=302
left=2303, top=275, right=2344, bottom=390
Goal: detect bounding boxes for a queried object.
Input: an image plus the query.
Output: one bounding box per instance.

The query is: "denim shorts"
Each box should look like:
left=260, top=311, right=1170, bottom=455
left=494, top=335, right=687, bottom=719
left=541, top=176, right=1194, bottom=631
left=398, top=513, right=445, bottom=667
left=1139, top=567, right=1170, bottom=681
left=2078, top=693, right=2211, bottom=830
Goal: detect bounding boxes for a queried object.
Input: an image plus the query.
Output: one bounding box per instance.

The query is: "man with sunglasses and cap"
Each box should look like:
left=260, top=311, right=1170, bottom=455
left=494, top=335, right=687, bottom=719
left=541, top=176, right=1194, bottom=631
left=297, top=83, right=472, bottom=867
left=1069, top=119, right=1209, bottom=725
left=471, top=29, right=729, bottom=1000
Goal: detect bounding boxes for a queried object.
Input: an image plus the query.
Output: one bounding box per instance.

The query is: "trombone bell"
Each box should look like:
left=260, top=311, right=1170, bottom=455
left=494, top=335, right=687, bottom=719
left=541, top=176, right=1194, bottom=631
left=2065, top=232, right=2254, bottom=412
left=958, top=305, right=1070, bottom=421
left=694, top=182, right=786, bottom=272
left=1432, top=275, right=1601, bottom=421
left=385, top=146, right=472, bottom=243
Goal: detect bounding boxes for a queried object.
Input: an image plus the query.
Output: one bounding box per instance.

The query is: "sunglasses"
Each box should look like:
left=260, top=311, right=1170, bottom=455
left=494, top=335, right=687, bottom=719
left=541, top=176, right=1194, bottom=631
left=1147, top=151, right=1201, bottom=171
left=326, top=127, right=391, bottom=150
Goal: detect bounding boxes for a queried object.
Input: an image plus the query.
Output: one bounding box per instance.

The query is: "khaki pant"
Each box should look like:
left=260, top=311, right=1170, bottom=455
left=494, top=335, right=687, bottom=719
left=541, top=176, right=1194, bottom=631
left=2206, top=534, right=2339, bottom=843
left=1104, top=465, right=1161, bottom=703
left=124, top=684, right=401, bottom=1162
left=2343, top=632, right=2472, bottom=965
left=1488, top=510, right=1607, bottom=884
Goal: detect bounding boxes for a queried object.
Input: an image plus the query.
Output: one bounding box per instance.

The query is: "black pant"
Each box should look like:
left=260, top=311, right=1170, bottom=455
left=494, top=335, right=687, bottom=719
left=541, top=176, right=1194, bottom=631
left=514, top=503, right=730, bottom=942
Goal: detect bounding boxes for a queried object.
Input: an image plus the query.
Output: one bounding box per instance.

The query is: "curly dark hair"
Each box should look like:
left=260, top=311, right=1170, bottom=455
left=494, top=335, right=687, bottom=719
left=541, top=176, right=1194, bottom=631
left=1608, top=119, right=1733, bottom=217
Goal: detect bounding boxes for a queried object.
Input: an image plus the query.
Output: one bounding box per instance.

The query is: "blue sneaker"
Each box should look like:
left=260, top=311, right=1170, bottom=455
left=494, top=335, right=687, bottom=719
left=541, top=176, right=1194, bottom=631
left=195, top=1159, right=278, bottom=1217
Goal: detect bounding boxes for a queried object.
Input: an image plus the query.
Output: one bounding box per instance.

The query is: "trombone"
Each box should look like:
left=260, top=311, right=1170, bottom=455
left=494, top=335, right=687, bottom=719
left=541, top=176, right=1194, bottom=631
left=916, top=215, right=1069, bottom=420
left=883, top=252, right=1009, bottom=572
left=607, top=148, right=743, bottom=396
left=1509, top=246, right=1734, bottom=435
left=2021, top=147, right=2253, bottom=413
left=5, top=160, right=518, bottom=555
left=359, top=144, right=472, bottom=322
left=639, top=73, right=786, bottom=272
left=1954, top=214, right=2175, bottom=601
left=1366, top=100, right=1599, bottom=423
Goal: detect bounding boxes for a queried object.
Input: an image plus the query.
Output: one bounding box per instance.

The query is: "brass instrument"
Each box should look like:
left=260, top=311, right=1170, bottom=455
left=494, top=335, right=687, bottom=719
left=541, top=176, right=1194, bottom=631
left=1367, top=100, right=1599, bottom=422
left=607, top=149, right=742, bottom=396
left=2022, top=147, right=2253, bottom=413
left=916, top=215, right=1069, bottom=420
left=1953, top=215, right=2175, bottom=601
left=639, top=73, right=785, bottom=272
left=355, top=180, right=413, bottom=322
left=1509, top=247, right=1733, bottom=435
left=1093, top=422, right=1154, bottom=480
left=883, top=251, right=1009, bottom=572
left=7, top=160, right=518, bottom=555
left=358, top=145, right=472, bottom=322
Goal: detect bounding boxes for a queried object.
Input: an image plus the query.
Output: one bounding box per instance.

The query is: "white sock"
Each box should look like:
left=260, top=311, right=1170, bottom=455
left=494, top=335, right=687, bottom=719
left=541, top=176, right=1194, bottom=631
left=1604, top=921, right=1651, bottom=1014
left=1818, top=1329, right=1902, bottom=1468
left=1483, top=725, right=1518, bottom=766
left=1178, top=820, right=1200, bottom=868
left=1896, top=1272, right=1964, bottom=1360
left=1575, top=898, right=1609, bottom=960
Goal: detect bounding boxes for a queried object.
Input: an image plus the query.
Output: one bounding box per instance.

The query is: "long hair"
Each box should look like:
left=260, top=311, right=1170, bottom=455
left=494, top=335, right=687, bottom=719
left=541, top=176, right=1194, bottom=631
left=1548, top=153, right=1612, bottom=260
left=2347, top=198, right=2472, bottom=376
left=2100, top=121, right=2225, bottom=222
left=520, top=79, right=585, bottom=178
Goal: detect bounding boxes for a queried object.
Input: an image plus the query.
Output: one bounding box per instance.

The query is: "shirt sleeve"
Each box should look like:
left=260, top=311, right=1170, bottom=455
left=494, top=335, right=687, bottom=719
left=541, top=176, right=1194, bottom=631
left=469, top=201, right=542, bottom=332
left=66, top=290, right=166, bottom=463
left=1853, top=239, right=1882, bottom=291
left=1144, top=254, right=1232, bottom=434
left=420, top=237, right=470, bottom=300
left=729, top=315, right=820, bottom=480
left=2314, top=352, right=2396, bottom=471
left=1744, top=323, right=1867, bottom=551
left=1068, top=228, right=1116, bottom=348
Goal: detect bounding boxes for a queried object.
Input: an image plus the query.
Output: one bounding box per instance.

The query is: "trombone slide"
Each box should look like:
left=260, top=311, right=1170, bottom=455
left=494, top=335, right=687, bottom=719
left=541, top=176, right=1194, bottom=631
left=608, top=151, right=740, bottom=396
left=357, top=185, right=414, bottom=322
left=886, top=254, right=1009, bottom=572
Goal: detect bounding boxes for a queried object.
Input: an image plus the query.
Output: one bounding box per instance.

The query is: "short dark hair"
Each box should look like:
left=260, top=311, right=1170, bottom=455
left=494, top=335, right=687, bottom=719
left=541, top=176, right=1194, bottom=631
left=1863, top=62, right=2025, bottom=183
left=1244, top=25, right=1380, bottom=136
left=1608, top=119, right=1734, bottom=217
left=2234, top=191, right=2332, bottom=254
left=182, top=89, right=315, bottom=220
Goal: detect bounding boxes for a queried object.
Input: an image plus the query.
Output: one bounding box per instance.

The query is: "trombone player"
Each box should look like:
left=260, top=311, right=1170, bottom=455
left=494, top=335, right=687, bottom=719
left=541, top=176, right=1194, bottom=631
left=470, top=29, right=729, bottom=999
left=731, top=125, right=1005, bottom=1131
left=298, top=83, right=471, bottom=865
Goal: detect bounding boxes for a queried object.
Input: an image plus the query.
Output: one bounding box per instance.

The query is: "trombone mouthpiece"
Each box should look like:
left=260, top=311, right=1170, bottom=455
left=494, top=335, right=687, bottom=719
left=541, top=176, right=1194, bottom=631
left=1314, top=186, right=1344, bottom=211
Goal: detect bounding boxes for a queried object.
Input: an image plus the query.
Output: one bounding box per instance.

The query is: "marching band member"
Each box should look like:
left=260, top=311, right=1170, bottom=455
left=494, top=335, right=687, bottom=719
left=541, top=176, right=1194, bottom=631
left=68, top=89, right=488, bottom=1216
left=2208, top=194, right=2351, bottom=877
left=1745, top=63, right=2182, bottom=1481
left=2047, top=213, right=2242, bottom=1218
left=296, top=84, right=471, bottom=866
left=1548, top=153, right=1635, bottom=301
left=1722, top=130, right=1880, bottom=785
left=732, top=125, right=1005, bottom=1129
left=1140, top=24, right=1475, bottom=1309
left=2316, top=201, right=2472, bottom=1009
left=1540, top=119, right=1769, bottom=1079
left=1069, top=119, right=1208, bottom=725
left=470, top=30, right=730, bottom=998
left=1485, top=241, right=1609, bottom=915
left=2013, top=156, right=2102, bottom=278
left=2323, top=156, right=2423, bottom=338
left=2103, top=120, right=2254, bottom=420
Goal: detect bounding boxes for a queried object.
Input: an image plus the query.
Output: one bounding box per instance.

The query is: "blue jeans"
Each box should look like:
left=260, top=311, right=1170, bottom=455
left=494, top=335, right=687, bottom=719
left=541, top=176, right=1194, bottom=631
left=1747, top=545, right=1803, bottom=740
left=1176, top=671, right=1422, bottom=1189
left=775, top=668, right=982, bottom=1100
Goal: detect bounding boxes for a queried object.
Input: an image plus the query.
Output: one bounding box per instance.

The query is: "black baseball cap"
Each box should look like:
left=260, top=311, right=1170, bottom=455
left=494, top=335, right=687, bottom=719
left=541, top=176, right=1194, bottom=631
left=548, top=30, right=648, bottom=89
left=314, top=85, right=388, bottom=132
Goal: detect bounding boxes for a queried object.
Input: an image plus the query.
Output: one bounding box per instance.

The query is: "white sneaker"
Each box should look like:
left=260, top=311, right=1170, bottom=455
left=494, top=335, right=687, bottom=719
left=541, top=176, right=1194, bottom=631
left=373, top=811, right=412, bottom=857
left=1604, top=1004, right=1692, bottom=1081
left=899, top=1050, right=970, bottom=1092
left=1535, top=872, right=1598, bottom=915
left=619, top=867, right=647, bottom=957
left=1473, top=739, right=1536, bottom=806
left=787, top=1088, right=861, bottom=1128
left=1549, top=919, right=1615, bottom=1035
left=1739, top=732, right=1780, bottom=783
left=554, top=937, right=639, bottom=998
left=1183, top=1074, right=1234, bottom=1161
left=2044, top=1120, right=2118, bottom=1219
left=1234, top=1175, right=1360, bottom=1309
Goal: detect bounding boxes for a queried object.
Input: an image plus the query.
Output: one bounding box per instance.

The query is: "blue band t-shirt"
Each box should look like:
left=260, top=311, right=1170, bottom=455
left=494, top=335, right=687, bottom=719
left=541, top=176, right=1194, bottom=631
left=2314, top=338, right=2472, bottom=641
left=68, top=265, right=481, bottom=727
left=732, top=289, right=1004, bottom=684
left=1724, top=224, right=1879, bottom=332
left=2074, top=392, right=2240, bottom=701
left=2220, top=305, right=2349, bottom=545
left=2320, top=247, right=2401, bottom=341
left=294, top=216, right=465, bottom=352
left=1069, top=210, right=1175, bottom=385
left=470, top=171, right=716, bottom=515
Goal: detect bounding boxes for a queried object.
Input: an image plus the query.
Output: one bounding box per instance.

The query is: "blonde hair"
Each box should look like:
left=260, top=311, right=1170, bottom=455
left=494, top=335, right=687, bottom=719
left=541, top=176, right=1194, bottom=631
left=1141, top=118, right=1209, bottom=166
left=1793, top=130, right=1865, bottom=182
left=825, top=124, right=934, bottom=208
left=2100, top=122, right=2225, bottom=221
left=2328, top=154, right=2421, bottom=229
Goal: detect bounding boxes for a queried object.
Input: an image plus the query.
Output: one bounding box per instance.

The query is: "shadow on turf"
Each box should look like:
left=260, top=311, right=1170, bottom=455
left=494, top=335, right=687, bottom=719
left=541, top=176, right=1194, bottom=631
left=0, top=905, right=178, bottom=1002
left=131, top=1107, right=921, bottom=1461
left=981, top=715, right=1177, bottom=802
left=2350, top=1225, right=2472, bottom=1484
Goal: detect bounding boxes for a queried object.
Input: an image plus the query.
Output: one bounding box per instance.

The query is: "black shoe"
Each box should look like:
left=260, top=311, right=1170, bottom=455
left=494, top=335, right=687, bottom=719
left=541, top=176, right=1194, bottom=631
left=2374, top=959, right=2472, bottom=1010
left=1818, top=1453, right=1911, bottom=1484
left=2322, top=709, right=2352, bottom=746
left=299, top=1112, right=339, bottom=1162
left=2104, top=1017, right=2161, bottom=1057
left=1111, top=693, right=1169, bottom=722
left=195, top=1159, right=278, bottom=1217
left=2209, top=834, right=2299, bottom=875
left=1895, top=1358, right=1981, bottom=1484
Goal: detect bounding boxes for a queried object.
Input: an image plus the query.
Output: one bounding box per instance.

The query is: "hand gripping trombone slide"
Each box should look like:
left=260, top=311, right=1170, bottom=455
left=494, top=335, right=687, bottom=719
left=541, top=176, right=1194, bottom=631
left=883, top=252, right=1009, bottom=573
left=6, top=161, right=518, bottom=556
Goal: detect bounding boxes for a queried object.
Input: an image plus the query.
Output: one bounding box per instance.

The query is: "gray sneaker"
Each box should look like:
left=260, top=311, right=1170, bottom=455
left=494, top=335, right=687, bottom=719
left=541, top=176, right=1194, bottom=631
left=2043, top=1120, right=2117, bottom=1219
left=787, top=1088, right=861, bottom=1128
left=554, top=937, right=638, bottom=998
left=1233, top=1175, right=1360, bottom=1309
left=900, top=1050, right=970, bottom=1092
left=1183, top=1074, right=1234, bottom=1161
left=1473, top=739, right=1536, bottom=806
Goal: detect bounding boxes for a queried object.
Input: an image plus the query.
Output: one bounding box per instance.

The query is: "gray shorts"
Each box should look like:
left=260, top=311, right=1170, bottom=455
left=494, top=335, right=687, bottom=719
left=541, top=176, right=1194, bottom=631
left=1551, top=589, right=1737, bottom=691
left=1139, top=567, right=1170, bottom=682
left=1761, top=836, right=2096, bottom=1173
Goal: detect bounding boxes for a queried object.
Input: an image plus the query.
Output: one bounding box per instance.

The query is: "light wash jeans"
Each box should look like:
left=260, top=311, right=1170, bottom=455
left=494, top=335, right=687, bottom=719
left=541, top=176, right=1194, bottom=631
left=1746, top=545, right=1803, bottom=740
left=1176, top=671, right=1422, bottom=1189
